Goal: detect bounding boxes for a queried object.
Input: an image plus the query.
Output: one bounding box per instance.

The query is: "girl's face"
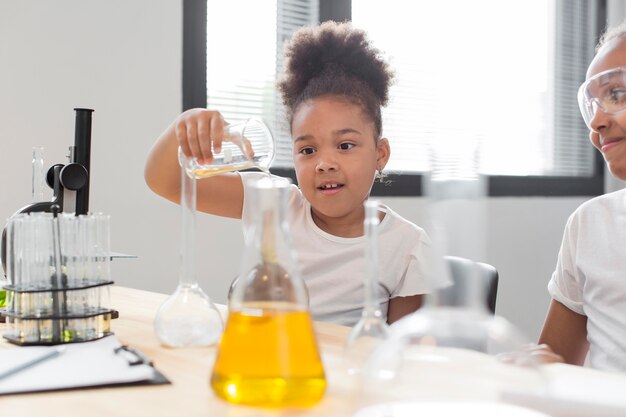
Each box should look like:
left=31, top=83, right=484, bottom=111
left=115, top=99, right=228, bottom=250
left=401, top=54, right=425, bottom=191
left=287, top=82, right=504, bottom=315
left=586, top=37, right=626, bottom=180
left=291, top=96, right=390, bottom=235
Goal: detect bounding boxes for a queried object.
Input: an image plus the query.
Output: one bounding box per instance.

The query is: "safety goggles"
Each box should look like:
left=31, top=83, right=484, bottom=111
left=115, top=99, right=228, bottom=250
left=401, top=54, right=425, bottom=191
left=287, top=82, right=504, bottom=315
left=578, top=66, right=626, bottom=129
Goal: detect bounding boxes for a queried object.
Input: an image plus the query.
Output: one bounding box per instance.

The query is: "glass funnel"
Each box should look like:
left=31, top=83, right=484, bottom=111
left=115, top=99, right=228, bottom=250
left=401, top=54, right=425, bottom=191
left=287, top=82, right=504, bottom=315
left=210, top=176, right=326, bottom=407
left=344, top=200, right=389, bottom=375
left=353, top=131, right=547, bottom=416
left=154, top=164, right=224, bottom=347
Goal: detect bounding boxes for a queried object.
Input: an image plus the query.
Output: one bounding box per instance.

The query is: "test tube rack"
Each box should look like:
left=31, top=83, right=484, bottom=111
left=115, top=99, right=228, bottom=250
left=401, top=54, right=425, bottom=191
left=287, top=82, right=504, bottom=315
left=1, top=212, right=116, bottom=346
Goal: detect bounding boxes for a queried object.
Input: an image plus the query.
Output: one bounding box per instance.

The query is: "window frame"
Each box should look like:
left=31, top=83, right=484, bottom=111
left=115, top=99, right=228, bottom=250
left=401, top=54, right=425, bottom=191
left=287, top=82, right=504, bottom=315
left=183, top=0, right=606, bottom=197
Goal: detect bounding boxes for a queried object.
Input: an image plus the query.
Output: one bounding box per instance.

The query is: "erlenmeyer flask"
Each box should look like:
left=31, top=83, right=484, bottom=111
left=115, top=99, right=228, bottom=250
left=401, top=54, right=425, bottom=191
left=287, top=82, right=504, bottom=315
left=344, top=200, right=389, bottom=374
left=210, top=176, right=326, bottom=407
left=353, top=130, right=546, bottom=415
left=154, top=164, right=223, bottom=347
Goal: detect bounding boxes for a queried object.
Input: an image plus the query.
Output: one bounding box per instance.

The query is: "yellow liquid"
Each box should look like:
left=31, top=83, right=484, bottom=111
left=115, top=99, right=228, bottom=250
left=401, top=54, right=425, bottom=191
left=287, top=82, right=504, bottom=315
left=188, top=162, right=269, bottom=179
left=210, top=304, right=326, bottom=407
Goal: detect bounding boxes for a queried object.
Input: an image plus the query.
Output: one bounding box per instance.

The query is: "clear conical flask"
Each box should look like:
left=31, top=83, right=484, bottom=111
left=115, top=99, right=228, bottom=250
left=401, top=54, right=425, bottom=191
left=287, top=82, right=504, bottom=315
left=354, top=131, right=546, bottom=415
left=344, top=200, right=389, bottom=374
left=210, top=176, right=326, bottom=407
left=154, top=165, right=223, bottom=347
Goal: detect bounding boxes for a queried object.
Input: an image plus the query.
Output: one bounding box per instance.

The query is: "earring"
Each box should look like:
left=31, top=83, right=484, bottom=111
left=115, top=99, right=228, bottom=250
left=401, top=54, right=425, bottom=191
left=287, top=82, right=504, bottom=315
left=375, top=168, right=386, bottom=183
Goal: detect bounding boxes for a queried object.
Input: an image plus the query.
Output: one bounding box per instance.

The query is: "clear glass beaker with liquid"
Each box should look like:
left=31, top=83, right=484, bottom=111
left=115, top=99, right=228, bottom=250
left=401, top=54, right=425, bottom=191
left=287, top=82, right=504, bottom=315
left=210, top=177, right=326, bottom=407
left=178, top=117, right=275, bottom=178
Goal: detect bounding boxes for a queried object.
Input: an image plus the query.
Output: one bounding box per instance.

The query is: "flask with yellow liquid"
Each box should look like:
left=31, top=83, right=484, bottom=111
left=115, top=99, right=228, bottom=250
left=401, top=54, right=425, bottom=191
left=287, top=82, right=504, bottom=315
left=210, top=176, right=326, bottom=407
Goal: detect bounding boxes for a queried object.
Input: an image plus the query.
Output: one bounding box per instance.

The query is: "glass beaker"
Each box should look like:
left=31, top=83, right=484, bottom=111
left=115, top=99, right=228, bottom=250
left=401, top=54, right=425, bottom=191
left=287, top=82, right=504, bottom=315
left=210, top=176, right=326, bottom=407
left=178, top=117, right=275, bottom=179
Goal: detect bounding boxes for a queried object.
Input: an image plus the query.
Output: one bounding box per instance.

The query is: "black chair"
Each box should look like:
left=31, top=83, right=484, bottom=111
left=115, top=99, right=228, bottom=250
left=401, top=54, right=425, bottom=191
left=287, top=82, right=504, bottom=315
left=440, top=256, right=499, bottom=314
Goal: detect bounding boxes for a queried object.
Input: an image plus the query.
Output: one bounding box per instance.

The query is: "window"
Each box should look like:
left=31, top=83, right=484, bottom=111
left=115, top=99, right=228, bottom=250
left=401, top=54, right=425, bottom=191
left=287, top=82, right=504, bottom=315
left=184, top=0, right=606, bottom=196
left=203, top=0, right=318, bottom=166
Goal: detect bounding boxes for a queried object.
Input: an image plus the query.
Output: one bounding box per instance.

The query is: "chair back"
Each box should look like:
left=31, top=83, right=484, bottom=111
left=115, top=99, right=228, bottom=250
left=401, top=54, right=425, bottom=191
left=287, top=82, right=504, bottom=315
left=440, top=256, right=498, bottom=314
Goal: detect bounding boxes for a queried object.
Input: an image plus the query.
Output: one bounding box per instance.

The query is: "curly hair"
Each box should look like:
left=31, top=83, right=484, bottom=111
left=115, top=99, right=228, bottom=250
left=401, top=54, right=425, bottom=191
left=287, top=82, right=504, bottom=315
left=277, top=21, right=394, bottom=138
left=596, top=18, right=626, bottom=52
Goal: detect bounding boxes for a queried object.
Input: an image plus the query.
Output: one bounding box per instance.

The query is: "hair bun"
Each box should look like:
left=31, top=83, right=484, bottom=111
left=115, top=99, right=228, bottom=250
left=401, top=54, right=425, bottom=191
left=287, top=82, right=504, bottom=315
left=279, top=21, right=393, bottom=109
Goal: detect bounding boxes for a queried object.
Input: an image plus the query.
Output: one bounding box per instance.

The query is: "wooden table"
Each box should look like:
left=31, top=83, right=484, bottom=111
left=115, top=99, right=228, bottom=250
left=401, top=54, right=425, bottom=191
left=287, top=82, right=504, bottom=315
left=0, top=286, right=624, bottom=417
left=0, top=287, right=359, bottom=417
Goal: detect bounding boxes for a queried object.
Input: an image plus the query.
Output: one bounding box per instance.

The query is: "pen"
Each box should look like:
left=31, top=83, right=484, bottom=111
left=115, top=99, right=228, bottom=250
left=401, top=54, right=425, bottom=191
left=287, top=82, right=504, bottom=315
left=0, top=346, right=66, bottom=381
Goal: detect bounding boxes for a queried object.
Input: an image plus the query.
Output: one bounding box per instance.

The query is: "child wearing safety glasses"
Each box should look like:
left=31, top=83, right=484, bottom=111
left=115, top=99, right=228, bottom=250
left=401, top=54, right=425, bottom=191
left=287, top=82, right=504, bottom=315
left=535, top=20, right=626, bottom=372
left=144, top=22, right=432, bottom=326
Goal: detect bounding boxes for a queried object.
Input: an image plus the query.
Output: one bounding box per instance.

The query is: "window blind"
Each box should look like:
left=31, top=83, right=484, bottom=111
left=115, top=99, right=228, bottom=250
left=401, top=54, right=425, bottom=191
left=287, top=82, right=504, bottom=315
left=206, top=0, right=318, bottom=169
left=351, top=0, right=600, bottom=176
left=552, top=0, right=602, bottom=176
left=206, top=0, right=601, bottom=177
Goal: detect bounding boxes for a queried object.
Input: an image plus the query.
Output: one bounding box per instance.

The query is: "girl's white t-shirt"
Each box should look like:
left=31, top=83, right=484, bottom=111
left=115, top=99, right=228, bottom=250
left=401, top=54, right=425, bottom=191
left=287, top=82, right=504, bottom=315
left=240, top=172, right=432, bottom=326
left=548, top=188, right=626, bottom=371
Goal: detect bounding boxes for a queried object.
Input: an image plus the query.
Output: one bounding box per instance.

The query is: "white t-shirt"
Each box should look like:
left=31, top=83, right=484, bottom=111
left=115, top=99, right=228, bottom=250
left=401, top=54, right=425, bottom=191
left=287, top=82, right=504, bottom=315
left=240, top=172, right=432, bottom=326
left=548, top=188, right=626, bottom=372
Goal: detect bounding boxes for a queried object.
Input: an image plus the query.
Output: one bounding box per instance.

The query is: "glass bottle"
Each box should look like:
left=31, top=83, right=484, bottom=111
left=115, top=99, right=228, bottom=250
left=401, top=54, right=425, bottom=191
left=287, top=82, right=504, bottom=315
left=210, top=176, right=326, bottom=407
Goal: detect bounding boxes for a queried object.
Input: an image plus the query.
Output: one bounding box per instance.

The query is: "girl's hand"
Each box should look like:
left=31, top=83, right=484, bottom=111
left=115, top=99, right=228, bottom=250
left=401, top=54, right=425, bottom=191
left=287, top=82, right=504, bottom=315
left=524, top=343, right=566, bottom=364
left=175, top=109, right=227, bottom=164
left=497, top=343, right=565, bottom=367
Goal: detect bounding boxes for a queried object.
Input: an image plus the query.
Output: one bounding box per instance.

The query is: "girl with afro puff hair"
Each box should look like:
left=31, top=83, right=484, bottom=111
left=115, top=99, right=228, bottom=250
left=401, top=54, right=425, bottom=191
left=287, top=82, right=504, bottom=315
left=145, top=21, right=431, bottom=326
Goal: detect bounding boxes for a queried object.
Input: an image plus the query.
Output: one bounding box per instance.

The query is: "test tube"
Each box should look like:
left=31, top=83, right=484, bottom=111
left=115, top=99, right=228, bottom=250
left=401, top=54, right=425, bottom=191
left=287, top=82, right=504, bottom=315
left=79, top=215, right=94, bottom=283
left=94, top=213, right=111, bottom=282
left=5, top=215, right=17, bottom=287
left=60, top=214, right=77, bottom=286
left=31, top=147, right=45, bottom=202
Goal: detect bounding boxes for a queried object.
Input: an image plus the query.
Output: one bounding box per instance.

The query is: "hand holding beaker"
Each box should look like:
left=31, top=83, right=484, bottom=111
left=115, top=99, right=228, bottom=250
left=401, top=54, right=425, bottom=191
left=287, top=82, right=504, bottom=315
left=176, top=110, right=274, bottom=178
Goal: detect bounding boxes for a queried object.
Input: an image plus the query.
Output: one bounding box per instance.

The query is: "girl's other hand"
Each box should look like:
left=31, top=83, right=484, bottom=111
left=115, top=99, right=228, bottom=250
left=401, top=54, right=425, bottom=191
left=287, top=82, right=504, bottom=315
left=176, top=109, right=227, bottom=164
left=497, top=343, right=565, bottom=367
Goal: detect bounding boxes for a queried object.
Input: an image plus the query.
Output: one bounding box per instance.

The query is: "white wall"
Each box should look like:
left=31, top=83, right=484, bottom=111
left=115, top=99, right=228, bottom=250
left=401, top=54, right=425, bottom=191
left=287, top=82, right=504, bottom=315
left=0, top=0, right=247, bottom=312
left=0, top=0, right=185, bottom=293
left=0, top=1, right=617, bottom=341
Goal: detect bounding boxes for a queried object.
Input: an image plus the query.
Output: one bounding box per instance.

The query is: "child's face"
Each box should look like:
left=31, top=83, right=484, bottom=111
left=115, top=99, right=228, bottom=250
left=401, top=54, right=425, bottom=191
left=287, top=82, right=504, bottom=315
left=586, top=37, right=626, bottom=180
left=291, top=96, right=389, bottom=226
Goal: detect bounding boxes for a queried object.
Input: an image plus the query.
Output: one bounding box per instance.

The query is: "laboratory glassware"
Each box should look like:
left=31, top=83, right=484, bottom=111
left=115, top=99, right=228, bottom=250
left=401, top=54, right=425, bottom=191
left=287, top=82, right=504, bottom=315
left=178, top=117, right=274, bottom=178
left=210, top=176, right=326, bottom=407
left=153, top=164, right=224, bottom=347
left=31, top=146, right=45, bottom=203
left=155, top=118, right=274, bottom=347
left=154, top=117, right=275, bottom=347
left=2, top=210, right=114, bottom=345
left=344, top=200, right=389, bottom=375
left=353, top=130, right=546, bottom=415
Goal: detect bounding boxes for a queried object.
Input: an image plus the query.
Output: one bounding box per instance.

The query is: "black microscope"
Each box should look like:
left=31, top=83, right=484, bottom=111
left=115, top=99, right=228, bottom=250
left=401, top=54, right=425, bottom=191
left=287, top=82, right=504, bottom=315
left=1, top=108, right=94, bottom=275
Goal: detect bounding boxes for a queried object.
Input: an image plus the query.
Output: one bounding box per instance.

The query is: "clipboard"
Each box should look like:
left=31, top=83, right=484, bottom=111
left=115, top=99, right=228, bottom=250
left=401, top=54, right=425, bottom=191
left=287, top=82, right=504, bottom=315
left=0, top=335, right=170, bottom=395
